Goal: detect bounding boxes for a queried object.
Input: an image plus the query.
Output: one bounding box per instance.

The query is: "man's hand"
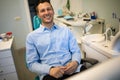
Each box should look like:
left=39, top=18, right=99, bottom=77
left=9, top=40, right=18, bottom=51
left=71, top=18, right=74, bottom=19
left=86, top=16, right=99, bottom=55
left=49, top=61, right=78, bottom=78
left=49, top=66, right=66, bottom=78
left=64, top=61, right=78, bottom=75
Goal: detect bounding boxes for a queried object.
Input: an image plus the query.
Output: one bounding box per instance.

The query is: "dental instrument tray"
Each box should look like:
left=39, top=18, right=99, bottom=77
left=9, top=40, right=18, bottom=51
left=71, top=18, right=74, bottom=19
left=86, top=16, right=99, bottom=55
left=64, top=15, right=74, bottom=20
left=57, top=15, right=64, bottom=18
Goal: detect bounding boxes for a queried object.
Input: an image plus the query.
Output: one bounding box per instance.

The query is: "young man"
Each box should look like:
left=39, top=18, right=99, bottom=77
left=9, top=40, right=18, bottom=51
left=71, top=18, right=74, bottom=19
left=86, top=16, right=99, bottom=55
left=26, top=0, right=82, bottom=80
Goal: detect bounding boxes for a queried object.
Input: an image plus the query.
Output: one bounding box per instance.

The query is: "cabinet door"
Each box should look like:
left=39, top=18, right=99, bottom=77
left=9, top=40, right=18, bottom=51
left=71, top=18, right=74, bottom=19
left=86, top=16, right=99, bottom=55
left=82, top=44, right=109, bottom=62
left=0, top=72, right=18, bottom=80
left=0, top=65, right=16, bottom=75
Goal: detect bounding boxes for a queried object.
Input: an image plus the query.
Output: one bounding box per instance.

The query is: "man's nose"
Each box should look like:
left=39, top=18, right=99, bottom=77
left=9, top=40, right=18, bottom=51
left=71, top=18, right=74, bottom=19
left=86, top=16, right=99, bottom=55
left=44, top=10, right=49, bottom=14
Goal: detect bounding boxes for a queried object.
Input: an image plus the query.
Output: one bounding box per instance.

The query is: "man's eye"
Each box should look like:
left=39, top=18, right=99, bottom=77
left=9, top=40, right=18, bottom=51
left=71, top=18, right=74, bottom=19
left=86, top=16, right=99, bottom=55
left=47, top=8, right=52, bottom=11
left=39, top=8, right=52, bottom=13
left=40, top=9, right=45, bottom=12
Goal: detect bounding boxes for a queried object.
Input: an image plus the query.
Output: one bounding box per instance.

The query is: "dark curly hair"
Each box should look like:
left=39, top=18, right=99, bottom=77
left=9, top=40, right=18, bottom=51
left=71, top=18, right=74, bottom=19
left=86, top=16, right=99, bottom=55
left=38, top=0, right=50, bottom=3
left=36, top=0, right=52, bottom=13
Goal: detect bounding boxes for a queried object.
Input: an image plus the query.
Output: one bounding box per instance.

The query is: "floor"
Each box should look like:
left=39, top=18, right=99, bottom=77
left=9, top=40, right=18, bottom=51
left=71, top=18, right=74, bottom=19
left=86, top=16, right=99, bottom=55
left=13, top=47, right=36, bottom=80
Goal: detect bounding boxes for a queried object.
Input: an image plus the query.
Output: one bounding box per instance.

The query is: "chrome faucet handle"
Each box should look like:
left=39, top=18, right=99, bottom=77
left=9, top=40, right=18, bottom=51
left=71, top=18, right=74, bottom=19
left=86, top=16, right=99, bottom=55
left=104, top=27, right=113, bottom=41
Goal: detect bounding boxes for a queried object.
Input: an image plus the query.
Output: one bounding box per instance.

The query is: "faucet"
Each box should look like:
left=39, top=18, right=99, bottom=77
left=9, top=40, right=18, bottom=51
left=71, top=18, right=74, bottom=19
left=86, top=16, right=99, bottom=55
left=104, top=27, right=113, bottom=44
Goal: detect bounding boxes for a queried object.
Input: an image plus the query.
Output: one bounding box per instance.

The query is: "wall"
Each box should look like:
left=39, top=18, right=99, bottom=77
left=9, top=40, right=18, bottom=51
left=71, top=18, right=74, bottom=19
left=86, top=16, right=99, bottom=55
left=70, top=0, right=82, bottom=14
left=51, top=0, right=82, bottom=14
left=0, top=0, right=31, bottom=49
left=51, top=0, right=66, bottom=14
left=82, top=0, right=120, bottom=33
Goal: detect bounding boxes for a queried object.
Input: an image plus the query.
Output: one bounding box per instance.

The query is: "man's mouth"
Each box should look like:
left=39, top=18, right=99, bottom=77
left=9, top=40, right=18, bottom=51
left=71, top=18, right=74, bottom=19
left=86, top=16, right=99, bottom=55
left=44, top=14, right=51, bottom=19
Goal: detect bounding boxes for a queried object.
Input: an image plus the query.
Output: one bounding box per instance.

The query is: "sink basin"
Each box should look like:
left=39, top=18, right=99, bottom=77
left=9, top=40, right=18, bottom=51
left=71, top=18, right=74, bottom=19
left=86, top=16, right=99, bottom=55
left=81, top=33, right=120, bottom=63
left=82, top=34, right=105, bottom=42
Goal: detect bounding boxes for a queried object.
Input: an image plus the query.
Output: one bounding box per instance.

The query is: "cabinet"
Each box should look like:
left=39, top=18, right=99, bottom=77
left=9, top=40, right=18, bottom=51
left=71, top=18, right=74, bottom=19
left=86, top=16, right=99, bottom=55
left=82, top=43, right=109, bottom=62
left=0, top=37, right=19, bottom=80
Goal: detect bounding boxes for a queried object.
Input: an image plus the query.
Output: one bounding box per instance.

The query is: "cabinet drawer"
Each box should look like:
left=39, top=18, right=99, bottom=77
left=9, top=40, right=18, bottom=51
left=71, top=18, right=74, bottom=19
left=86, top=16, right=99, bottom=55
left=0, top=50, right=12, bottom=59
left=0, top=65, right=16, bottom=75
left=0, top=57, right=14, bottom=67
left=0, top=72, right=18, bottom=80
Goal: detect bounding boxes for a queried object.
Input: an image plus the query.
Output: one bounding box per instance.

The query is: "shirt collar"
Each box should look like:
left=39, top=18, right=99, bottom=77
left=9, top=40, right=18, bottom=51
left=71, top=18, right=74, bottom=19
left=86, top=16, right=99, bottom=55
left=40, top=23, right=59, bottom=32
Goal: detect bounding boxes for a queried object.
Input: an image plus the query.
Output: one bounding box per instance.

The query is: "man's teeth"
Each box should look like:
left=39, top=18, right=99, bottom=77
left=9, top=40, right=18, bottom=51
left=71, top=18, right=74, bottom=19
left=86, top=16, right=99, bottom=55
left=45, top=15, right=50, bottom=18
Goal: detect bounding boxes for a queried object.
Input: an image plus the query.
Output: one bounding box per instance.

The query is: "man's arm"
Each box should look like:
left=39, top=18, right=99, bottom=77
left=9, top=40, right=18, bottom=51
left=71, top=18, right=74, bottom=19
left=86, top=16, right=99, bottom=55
left=26, top=35, right=51, bottom=74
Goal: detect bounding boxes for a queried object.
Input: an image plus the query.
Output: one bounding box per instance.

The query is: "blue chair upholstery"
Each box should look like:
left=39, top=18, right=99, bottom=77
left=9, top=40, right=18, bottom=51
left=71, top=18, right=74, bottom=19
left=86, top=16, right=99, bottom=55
left=33, top=15, right=41, bottom=30
left=35, top=76, right=39, bottom=80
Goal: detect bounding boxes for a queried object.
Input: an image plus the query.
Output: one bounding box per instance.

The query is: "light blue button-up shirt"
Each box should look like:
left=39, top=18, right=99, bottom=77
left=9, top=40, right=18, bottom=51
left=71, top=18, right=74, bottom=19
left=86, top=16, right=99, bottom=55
left=26, top=24, right=81, bottom=79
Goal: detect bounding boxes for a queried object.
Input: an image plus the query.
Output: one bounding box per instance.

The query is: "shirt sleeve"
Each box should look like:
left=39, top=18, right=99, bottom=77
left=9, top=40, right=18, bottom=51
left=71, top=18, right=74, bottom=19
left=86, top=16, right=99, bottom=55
left=68, top=29, right=81, bottom=64
left=26, top=34, right=52, bottom=75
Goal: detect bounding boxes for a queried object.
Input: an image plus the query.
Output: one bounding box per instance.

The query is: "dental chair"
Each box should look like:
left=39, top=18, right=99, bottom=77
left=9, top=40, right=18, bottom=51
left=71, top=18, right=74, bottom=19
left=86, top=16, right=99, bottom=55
left=28, top=17, right=99, bottom=80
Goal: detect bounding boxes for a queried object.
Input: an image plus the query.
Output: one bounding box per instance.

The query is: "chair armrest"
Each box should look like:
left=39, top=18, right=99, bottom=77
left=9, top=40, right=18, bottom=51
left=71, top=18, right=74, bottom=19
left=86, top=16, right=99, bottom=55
left=81, top=58, right=99, bottom=65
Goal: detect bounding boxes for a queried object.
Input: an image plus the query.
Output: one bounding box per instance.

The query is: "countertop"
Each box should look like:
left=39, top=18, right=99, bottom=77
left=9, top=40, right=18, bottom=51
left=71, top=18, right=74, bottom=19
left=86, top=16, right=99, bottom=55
left=0, top=37, right=14, bottom=51
left=54, top=15, right=87, bottom=27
